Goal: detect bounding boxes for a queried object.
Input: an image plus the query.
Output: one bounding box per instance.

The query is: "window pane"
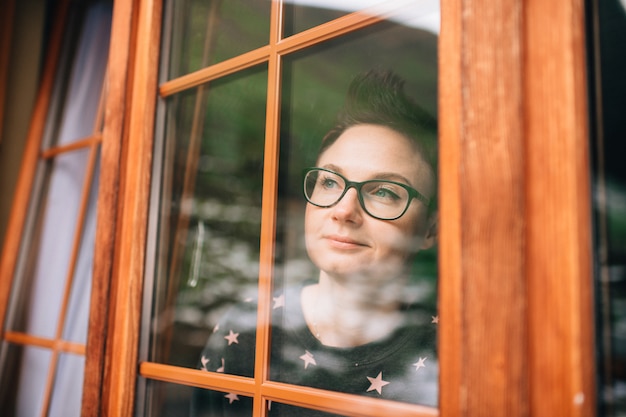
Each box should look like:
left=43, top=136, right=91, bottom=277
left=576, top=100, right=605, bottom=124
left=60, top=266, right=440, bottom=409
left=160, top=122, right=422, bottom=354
left=283, top=0, right=440, bottom=38
left=272, top=4, right=439, bottom=408
left=166, top=0, right=271, bottom=80
left=7, top=149, right=91, bottom=339
left=147, top=66, right=267, bottom=369
left=266, top=401, right=350, bottom=417
left=141, top=379, right=252, bottom=417
left=0, top=344, right=51, bottom=416
left=48, top=353, right=85, bottom=417
left=591, top=0, right=626, bottom=414
left=62, top=154, right=100, bottom=343
left=53, top=3, right=110, bottom=147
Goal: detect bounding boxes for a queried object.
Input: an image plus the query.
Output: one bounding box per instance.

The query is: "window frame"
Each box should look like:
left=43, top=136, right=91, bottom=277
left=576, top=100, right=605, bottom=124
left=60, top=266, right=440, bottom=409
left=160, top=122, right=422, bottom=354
left=73, top=0, right=598, bottom=416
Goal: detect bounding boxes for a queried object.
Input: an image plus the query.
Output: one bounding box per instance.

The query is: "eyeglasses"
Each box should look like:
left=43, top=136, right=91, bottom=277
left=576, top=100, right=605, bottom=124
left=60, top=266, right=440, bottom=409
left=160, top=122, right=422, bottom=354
left=303, top=167, right=430, bottom=220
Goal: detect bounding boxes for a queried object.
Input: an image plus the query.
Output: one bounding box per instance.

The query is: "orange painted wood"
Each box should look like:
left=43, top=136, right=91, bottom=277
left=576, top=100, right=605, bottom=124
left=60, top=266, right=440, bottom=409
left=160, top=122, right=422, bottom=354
left=439, top=0, right=596, bottom=416
left=251, top=2, right=284, bottom=416
left=439, top=0, right=529, bottom=416
left=523, top=0, right=596, bottom=416
left=39, top=135, right=102, bottom=159
left=103, top=0, right=162, bottom=414
left=139, top=362, right=438, bottom=417
left=82, top=0, right=137, bottom=415
left=438, top=0, right=463, bottom=415
left=3, top=331, right=86, bottom=355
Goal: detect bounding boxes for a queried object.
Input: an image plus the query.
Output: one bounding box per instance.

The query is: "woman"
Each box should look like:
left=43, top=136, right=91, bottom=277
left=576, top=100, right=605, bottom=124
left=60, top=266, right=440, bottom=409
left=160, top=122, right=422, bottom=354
left=192, top=70, right=438, bottom=416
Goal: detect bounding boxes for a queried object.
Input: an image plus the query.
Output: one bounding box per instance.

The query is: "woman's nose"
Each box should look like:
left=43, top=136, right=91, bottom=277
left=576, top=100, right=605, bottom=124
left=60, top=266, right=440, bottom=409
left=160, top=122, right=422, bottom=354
left=330, top=187, right=363, bottom=222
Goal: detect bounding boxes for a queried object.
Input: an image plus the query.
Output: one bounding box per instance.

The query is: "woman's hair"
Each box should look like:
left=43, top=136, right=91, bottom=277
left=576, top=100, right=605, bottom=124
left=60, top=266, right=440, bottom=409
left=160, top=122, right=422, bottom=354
left=318, top=70, right=438, bottom=207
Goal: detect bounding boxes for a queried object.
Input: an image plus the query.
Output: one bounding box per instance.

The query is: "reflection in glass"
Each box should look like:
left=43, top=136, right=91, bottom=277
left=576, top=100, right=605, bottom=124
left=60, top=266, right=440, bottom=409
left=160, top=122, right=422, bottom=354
left=148, top=67, right=267, bottom=368
left=166, top=0, right=271, bottom=79
left=266, top=401, right=352, bottom=417
left=591, top=0, right=626, bottom=414
left=144, top=380, right=252, bottom=417
left=272, top=8, right=439, bottom=409
left=283, top=0, right=440, bottom=37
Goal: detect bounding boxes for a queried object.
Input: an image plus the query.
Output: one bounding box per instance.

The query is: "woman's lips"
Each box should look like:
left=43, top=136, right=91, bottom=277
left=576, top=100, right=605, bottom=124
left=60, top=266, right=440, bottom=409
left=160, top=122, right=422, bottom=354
left=324, top=234, right=367, bottom=249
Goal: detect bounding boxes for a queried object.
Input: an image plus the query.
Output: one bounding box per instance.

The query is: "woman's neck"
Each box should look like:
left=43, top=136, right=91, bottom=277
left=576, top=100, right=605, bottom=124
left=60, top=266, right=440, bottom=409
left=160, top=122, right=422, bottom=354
left=301, top=274, right=406, bottom=348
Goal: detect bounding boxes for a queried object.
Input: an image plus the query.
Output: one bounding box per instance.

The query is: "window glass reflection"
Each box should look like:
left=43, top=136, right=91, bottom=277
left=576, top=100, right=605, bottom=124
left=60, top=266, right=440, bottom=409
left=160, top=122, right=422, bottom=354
left=591, top=0, right=626, bottom=414
left=144, top=380, right=252, bottom=417
left=148, top=67, right=267, bottom=368
left=166, top=0, right=271, bottom=79
left=270, top=6, right=439, bottom=408
left=283, top=0, right=440, bottom=37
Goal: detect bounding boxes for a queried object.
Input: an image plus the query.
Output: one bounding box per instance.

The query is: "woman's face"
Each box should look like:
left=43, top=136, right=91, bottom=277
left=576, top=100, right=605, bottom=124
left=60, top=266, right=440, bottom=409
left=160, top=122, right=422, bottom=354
left=304, top=124, right=436, bottom=284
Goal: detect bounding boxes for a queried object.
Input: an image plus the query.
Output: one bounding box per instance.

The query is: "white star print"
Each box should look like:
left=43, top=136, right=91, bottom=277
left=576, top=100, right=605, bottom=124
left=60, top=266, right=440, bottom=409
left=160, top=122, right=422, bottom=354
left=224, top=330, right=239, bottom=345
left=413, top=357, right=427, bottom=371
left=366, top=372, right=390, bottom=395
left=200, top=355, right=209, bottom=371
left=431, top=315, right=439, bottom=324
left=225, top=393, right=239, bottom=404
left=273, top=294, right=285, bottom=309
left=299, top=350, right=317, bottom=369
left=217, top=358, right=225, bottom=373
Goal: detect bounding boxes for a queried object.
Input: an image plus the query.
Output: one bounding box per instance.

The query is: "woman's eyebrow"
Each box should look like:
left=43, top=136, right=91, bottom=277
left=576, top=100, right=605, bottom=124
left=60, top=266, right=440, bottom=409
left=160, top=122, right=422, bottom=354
left=320, top=163, right=414, bottom=187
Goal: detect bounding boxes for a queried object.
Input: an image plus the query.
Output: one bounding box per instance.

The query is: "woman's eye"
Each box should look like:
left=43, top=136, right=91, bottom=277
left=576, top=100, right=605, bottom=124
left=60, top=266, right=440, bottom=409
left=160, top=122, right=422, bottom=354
left=372, top=186, right=400, bottom=200
left=320, top=176, right=340, bottom=189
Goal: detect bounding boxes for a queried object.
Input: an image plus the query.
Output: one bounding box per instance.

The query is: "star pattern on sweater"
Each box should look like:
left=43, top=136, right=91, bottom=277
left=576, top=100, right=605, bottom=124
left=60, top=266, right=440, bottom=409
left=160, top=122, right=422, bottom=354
left=366, top=371, right=390, bottom=395
left=225, top=330, right=239, bottom=345
left=431, top=315, right=439, bottom=324
left=299, top=350, right=317, bottom=369
left=413, top=357, right=427, bottom=371
left=225, top=393, right=239, bottom=404
left=273, top=294, right=285, bottom=309
left=200, top=355, right=210, bottom=371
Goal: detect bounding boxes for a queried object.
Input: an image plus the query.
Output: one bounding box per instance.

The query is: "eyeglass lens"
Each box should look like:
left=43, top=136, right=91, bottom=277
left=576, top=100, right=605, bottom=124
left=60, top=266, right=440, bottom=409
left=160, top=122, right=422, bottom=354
left=304, top=169, right=411, bottom=219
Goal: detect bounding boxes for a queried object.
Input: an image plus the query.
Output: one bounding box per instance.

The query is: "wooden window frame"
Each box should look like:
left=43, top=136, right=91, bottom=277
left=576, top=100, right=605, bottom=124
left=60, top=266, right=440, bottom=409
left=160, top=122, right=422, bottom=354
left=77, top=0, right=598, bottom=416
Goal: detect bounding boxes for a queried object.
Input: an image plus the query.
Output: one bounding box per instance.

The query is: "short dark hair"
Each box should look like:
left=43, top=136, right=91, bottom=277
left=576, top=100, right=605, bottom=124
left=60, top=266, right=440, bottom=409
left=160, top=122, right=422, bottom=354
left=317, top=70, right=438, bottom=206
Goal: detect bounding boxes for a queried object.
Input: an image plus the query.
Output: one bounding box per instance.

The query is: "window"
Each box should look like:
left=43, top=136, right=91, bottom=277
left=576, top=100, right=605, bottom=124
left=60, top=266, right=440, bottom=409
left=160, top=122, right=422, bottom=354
left=138, top=1, right=440, bottom=416
left=0, top=2, right=112, bottom=415
left=0, top=0, right=592, bottom=416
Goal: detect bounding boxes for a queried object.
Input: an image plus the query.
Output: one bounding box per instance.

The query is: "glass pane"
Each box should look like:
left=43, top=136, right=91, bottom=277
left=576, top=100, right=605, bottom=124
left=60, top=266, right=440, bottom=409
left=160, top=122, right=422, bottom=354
left=0, top=344, right=51, bottom=417
left=283, top=0, right=440, bottom=38
left=7, top=149, right=91, bottom=339
left=53, top=2, right=110, bottom=147
left=266, top=401, right=350, bottom=417
left=142, top=379, right=252, bottom=417
left=272, top=2, right=439, bottom=408
left=62, top=153, right=100, bottom=343
left=591, top=0, right=626, bottom=415
left=48, top=353, right=85, bottom=417
left=166, top=0, right=271, bottom=80
left=148, top=66, right=267, bottom=369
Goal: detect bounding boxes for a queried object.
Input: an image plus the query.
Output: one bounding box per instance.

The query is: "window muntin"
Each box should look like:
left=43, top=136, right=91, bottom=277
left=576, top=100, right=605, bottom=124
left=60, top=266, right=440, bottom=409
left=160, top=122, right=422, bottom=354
left=140, top=1, right=439, bottom=415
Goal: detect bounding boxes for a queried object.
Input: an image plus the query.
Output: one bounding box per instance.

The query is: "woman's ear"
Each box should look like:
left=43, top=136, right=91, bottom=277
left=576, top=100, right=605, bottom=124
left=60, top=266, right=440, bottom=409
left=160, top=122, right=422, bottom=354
left=419, top=212, right=438, bottom=250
